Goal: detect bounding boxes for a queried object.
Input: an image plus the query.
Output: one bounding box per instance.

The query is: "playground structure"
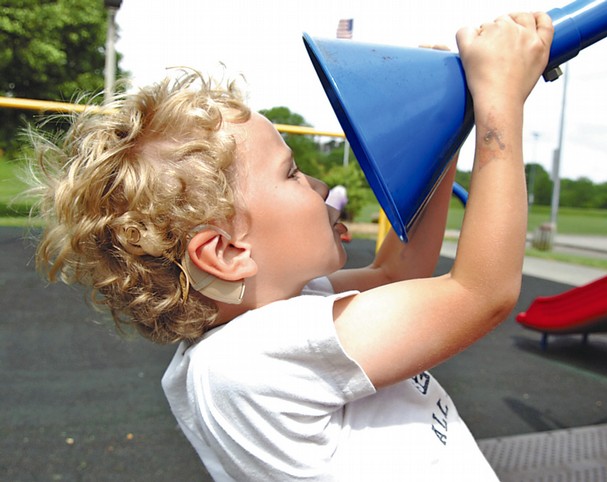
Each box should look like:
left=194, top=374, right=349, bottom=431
left=516, top=275, right=607, bottom=349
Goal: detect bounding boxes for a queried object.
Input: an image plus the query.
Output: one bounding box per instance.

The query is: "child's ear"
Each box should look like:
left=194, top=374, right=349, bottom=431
left=187, top=227, right=257, bottom=281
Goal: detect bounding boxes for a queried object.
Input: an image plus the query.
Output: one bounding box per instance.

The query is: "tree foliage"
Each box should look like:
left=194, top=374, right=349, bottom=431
left=0, top=0, right=124, bottom=152
left=456, top=162, right=607, bottom=210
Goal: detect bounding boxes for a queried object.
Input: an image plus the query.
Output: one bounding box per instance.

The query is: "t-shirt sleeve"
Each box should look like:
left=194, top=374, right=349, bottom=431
left=201, top=292, right=374, bottom=403
left=188, top=292, right=375, bottom=480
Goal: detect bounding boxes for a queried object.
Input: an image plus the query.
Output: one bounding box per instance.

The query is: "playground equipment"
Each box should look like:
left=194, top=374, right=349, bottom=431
left=451, top=182, right=468, bottom=206
left=304, top=0, right=607, bottom=242
left=0, top=97, right=349, bottom=142
left=516, top=275, right=607, bottom=349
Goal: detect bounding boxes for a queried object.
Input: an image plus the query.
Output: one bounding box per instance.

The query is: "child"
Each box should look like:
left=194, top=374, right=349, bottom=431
left=30, top=10, right=553, bottom=481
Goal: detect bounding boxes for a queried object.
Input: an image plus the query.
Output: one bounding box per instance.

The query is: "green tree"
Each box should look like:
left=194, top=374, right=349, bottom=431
left=526, top=163, right=553, bottom=206
left=596, top=182, right=607, bottom=209
left=409, top=164, right=607, bottom=210
left=560, top=177, right=595, bottom=208
left=0, top=0, right=125, bottom=152
left=319, top=139, right=348, bottom=173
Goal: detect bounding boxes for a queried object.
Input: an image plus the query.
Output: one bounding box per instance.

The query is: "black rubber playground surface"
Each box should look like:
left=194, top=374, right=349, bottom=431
left=2, top=227, right=606, bottom=481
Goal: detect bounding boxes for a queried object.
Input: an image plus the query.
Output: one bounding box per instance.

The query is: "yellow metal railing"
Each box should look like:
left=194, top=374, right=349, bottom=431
left=0, top=96, right=91, bottom=113
left=0, top=96, right=345, bottom=138
left=273, top=123, right=344, bottom=139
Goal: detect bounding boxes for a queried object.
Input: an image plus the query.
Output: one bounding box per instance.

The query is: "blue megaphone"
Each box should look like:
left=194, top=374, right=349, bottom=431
left=304, top=0, right=607, bottom=241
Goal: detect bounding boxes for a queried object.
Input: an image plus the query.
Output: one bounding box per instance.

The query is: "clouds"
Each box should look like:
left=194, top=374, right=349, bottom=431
left=115, top=0, right=607, bottom=182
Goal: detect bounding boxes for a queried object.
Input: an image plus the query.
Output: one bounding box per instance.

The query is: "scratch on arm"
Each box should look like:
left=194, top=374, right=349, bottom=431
left=483, top=128, right=506, bottom=151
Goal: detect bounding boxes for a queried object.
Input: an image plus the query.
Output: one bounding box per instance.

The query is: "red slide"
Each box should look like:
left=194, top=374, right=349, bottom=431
left=516, top=275, right=607, bottom=348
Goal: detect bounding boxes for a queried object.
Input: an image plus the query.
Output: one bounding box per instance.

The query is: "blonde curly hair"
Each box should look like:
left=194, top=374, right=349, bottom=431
left=28, top=70, right=251, bottom=343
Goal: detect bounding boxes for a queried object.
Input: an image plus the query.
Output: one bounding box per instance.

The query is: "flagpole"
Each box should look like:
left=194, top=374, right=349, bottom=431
left=336, top=18, right=353, bottom=167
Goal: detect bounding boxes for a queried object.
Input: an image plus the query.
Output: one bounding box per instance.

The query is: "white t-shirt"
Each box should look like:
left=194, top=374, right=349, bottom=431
left=162, top=278, right=498, bottom=481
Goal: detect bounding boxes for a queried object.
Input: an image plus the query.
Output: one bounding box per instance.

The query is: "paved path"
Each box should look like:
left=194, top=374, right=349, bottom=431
left=440, top=240, right=607, bottom=287
left=554, top=233, right=607, bottom=256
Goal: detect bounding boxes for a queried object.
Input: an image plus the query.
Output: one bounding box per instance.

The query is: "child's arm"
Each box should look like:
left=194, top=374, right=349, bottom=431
left=332, top=12, right=553, bottom=389
left=329, top=157, right=457, bottom=293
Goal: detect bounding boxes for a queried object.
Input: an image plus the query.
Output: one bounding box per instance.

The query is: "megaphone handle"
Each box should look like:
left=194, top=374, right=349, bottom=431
left=544, top=0, right=607, bottom=81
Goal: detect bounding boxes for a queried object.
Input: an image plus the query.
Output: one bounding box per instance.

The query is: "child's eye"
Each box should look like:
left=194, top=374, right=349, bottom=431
left=288, top=166, right=301, bottom=179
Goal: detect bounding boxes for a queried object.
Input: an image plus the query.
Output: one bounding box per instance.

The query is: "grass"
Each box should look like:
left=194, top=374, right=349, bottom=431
left=524, top=247, right=607, bottom=270
left=0, top=159, right=33, bottom=218
left=358, top=197, right=607, bottom=237
left=446, top=202, right=607, bottom=236
left=445, top=201, right=607, bottom=268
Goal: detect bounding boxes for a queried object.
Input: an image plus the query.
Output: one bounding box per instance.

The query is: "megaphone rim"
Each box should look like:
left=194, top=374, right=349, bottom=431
left=303, top=32, right=409, bottom=241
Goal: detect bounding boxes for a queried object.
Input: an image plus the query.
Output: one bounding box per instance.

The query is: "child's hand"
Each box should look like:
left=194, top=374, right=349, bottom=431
left=456, top=12, right=553, bottom=107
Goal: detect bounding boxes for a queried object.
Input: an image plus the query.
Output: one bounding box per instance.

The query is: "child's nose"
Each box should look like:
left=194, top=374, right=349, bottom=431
left=305, top=175, right=329, bottom=200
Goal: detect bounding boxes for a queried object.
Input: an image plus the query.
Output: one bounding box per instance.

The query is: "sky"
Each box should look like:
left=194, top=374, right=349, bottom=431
left=113, top=0, right=607, bottom=183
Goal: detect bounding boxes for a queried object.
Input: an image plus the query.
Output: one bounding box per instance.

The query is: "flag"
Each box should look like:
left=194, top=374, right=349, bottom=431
left=336, top=18, right=353, bottom=39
